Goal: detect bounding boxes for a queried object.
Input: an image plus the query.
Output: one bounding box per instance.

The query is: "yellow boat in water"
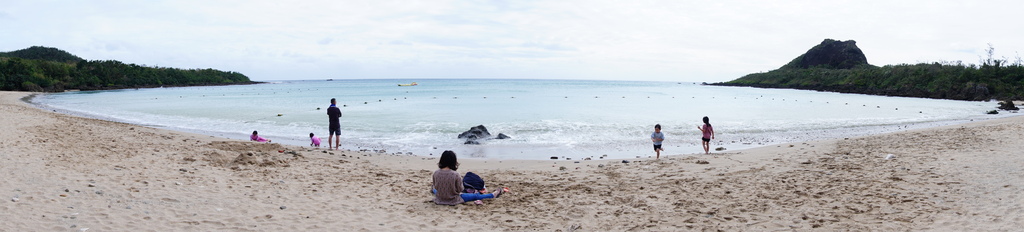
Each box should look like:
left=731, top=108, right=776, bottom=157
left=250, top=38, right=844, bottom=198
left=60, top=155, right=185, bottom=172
left=398, top=82, right=418, bottom=86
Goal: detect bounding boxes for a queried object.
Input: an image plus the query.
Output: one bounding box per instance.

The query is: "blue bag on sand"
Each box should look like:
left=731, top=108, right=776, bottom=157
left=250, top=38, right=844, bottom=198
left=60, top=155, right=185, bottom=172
left=463, top=172, right=486, bottom=192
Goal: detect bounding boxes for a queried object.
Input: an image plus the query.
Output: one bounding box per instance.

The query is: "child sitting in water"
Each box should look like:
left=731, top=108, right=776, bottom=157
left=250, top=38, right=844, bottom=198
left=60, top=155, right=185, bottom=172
left=250, top=131, right=271, bottom=142
left=310, top=133, right=321, bottom=147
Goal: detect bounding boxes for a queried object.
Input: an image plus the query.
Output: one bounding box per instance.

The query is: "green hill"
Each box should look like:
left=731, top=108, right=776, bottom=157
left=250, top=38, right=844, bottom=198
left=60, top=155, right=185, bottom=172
left=0, top=46, right=255, bottom=92
left=712, top=39, right=1024, bottom=101
left=0, top=46, right=84, bottom=63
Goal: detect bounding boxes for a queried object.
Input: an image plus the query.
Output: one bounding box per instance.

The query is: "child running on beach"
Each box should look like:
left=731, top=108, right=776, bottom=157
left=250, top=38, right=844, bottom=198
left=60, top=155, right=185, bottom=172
left=698, top=117, right=715, bottom=154
left=250, top=131, right=271, bottom=143
left=651, top=124, right=665, bottom=159
left=309, top=133, right=321, bottom=147
left=432, top=150, right=510, bottom=205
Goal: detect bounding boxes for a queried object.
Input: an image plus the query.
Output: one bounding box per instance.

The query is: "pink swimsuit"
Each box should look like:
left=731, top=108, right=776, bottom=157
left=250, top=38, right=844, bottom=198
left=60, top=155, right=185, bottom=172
left=250, top=134, right=269, bottom=142
left=311, top=136, right=321, bottom=146
left=702, top=124, right=714, bottom=139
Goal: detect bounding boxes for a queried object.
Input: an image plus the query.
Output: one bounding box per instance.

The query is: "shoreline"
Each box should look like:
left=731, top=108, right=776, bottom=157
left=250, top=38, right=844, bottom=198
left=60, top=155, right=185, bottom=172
left=3, top=90, right=1023, bottom=230
left=26, top=91, right=1020, bottom=161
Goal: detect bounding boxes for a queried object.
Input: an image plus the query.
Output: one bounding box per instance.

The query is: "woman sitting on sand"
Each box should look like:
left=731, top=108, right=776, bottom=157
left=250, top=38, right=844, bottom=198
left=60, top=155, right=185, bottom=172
left=432, top=150, right=509, bottom=205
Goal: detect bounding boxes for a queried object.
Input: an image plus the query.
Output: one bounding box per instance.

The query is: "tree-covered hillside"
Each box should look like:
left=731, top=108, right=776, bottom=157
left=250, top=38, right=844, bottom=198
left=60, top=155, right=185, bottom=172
left=0, top=46, right=84, bottom=63
left=0, top=46, right=255, bottom=92
left=713, top=40, right=1024, bottom=101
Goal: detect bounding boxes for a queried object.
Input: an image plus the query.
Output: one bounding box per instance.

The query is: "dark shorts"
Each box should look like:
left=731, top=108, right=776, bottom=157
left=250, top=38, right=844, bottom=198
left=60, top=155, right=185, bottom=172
left=653, top=144, right=662, bottom=151
left=329, top=125, right=341, bottom=135
left=701, top=137, right=710, bottom=142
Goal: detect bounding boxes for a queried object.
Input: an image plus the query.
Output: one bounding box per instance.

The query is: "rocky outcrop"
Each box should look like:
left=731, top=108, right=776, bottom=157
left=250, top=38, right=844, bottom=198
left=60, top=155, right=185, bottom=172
left=711, top=39, right=1024, bottom=101
left=781, top=39, right=868, bottom=69
left=458, top=125, right=511, bottom=145
left=998, top=100, right=1019, bottom=111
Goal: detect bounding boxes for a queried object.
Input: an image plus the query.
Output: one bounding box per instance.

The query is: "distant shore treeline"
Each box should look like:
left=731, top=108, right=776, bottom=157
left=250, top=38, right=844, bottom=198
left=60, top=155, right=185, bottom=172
left=713, top=40, right=1024, bottom=101
left=0, top=46, right=256, bottom=92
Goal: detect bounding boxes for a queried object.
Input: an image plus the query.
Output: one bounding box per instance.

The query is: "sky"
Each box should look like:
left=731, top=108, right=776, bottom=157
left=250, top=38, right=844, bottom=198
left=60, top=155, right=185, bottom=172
left=3, top=0, right=1023, bottom=82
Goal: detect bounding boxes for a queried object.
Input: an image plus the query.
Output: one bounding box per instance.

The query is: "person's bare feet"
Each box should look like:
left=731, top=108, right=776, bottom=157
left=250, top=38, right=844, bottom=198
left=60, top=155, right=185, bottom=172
left=493, top=187, right=511, bottom=198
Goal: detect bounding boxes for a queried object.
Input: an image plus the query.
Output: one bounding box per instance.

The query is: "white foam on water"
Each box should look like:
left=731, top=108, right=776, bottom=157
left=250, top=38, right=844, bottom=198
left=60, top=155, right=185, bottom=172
left=32, top=79, right=1018, bottom=160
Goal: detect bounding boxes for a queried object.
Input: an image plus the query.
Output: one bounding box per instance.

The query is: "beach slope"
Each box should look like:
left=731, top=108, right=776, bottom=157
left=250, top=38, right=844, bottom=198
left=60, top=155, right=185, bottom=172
left=1, top=91, right=1022, bottom=231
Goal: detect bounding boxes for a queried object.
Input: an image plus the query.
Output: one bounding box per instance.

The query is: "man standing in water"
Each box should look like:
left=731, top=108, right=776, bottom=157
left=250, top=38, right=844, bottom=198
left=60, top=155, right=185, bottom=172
left=327, top=98, right=342, bottom=150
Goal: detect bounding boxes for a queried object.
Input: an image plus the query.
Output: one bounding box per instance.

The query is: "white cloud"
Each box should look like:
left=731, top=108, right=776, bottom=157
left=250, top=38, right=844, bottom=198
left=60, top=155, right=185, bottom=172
left=3, top=0, right=1024, bottom=82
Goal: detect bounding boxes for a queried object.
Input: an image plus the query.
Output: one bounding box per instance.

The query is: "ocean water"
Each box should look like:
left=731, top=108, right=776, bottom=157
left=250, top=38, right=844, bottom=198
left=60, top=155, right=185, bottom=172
left=31, top=79, right=1012, bottom=160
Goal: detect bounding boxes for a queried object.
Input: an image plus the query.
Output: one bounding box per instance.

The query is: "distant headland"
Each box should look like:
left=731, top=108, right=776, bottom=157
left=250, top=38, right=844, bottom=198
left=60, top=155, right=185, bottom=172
left=711, top=39, right=1024, bottom=101
left=0, top=46, right=258, bottom=92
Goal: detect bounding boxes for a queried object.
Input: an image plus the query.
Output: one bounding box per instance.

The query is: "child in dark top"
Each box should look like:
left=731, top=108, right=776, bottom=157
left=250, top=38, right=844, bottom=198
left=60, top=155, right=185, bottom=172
left=431, top=150, right=510, bottom=205
left=697, top=116, right=715, bottom=154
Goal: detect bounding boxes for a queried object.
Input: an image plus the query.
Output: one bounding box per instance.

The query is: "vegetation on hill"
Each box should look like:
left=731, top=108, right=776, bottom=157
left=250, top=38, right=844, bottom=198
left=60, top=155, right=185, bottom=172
left=0, top=46, right=84, bottom=63
left=713, top=40, right=1024, bottom=101
left=780, top=39, right=870, bottom=69
left=0, top=46, right=254, bottom=92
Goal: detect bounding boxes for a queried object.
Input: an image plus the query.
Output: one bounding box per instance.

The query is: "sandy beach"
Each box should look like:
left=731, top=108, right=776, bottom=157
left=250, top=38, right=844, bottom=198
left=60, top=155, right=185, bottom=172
left=1, top=91, right=1022, bottom=231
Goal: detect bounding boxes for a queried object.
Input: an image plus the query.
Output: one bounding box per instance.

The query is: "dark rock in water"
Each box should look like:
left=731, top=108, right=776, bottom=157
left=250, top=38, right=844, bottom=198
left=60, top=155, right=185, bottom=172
left=458, top=125, right=491, bottom=140
left=550, top=156, right=558, bottom=160
left=465, top=140, right=480, bottom=145
left=998, top=100, right=1019, bottom=111
left=458, top=125, right=511, bottom=145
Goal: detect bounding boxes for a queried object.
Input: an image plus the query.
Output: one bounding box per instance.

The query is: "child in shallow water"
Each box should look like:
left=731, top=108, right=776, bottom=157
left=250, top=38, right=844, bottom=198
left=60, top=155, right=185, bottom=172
left=250, top=131, right=270, bottom=143
left=697, top=116, right=715, bottom=154
left=651, top=124, right=665, bottom=159
left=309, top=133, right=321, bottom=147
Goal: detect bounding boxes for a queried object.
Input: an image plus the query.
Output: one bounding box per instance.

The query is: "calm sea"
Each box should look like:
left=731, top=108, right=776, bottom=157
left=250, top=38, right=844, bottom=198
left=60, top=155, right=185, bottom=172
left=31, top=79, right=1013, bottom=160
